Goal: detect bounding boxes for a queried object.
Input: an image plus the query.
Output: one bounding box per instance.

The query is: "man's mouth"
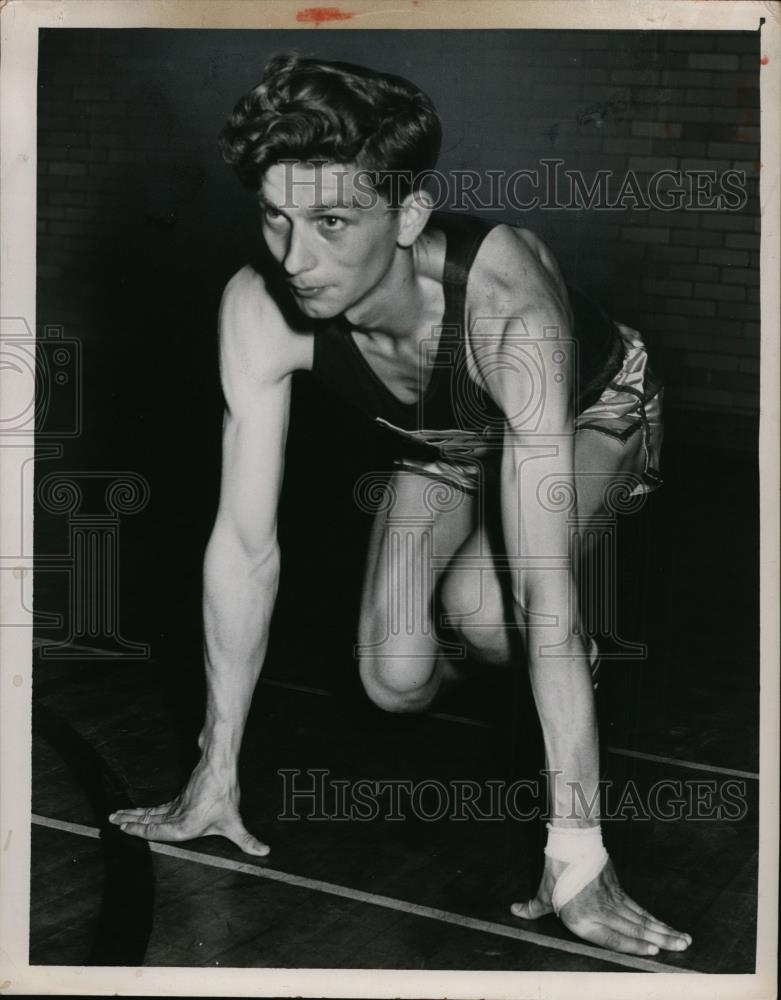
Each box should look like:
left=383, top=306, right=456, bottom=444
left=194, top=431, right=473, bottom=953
left=290, top=284, right=328, bottom=298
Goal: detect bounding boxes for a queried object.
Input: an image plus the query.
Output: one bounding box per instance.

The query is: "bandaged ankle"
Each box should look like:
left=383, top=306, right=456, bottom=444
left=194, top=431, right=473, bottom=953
left=544, top=823, right=609, bottom=916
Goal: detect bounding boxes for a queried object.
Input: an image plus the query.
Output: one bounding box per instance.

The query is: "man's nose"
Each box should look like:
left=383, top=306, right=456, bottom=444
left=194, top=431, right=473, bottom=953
left=283, top=226, right=316, bottom=277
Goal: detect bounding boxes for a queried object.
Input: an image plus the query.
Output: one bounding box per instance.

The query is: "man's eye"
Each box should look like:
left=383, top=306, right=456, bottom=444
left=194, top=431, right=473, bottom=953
left=263, top=207, right=286, bottom=226
left=319, top=215, right=346, bottom=231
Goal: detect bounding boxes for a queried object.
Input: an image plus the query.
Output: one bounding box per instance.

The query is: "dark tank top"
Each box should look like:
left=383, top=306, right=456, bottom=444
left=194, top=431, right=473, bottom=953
left=310, top=211, right=624, bottom=470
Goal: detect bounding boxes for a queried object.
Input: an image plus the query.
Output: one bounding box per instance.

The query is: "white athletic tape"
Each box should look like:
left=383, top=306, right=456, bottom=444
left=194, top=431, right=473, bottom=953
left=544, top=823, right=609, bottom=916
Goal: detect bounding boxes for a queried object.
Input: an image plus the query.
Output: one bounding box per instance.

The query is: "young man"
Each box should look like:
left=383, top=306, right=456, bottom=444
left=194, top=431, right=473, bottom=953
left=109, top=55, right=689, bottom=957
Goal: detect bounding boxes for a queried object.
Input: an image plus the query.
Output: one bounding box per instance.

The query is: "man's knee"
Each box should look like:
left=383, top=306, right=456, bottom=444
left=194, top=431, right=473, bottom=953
left=459, top=624, right=512, bottom=666
left=439, top=570, right=511, bottom=667
left=358, top=656, right=435, bottom=713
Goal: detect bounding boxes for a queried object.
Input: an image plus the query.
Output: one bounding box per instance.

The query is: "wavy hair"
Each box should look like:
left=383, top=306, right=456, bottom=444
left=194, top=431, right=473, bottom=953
left=218, top=53, right=442, bottom=202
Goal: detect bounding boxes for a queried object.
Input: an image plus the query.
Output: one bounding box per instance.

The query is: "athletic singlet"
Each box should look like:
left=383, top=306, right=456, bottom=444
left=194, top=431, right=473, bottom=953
left=309, top=211, right=625, bottom=484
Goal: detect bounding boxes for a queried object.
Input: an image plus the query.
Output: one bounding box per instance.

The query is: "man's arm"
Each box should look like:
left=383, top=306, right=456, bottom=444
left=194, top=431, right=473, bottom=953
left=471, top=228, right=691, bottom=955
left=497, top=326, right=598, bottom=822
left=480, top=295, right=601, bottom=826
left=109, top=266, right=301, bottom=854
left=200, top=269, right=292, bottom=780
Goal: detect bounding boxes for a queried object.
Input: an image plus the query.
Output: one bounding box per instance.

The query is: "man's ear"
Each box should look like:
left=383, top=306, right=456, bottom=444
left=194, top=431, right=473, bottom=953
left=396, top=189, right=433, bottom=248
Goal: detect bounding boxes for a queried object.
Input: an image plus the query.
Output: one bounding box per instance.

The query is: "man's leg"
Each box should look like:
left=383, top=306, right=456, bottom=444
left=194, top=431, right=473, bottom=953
left=358, top=427, right=645, bottom=709
left=357, top=471, right=475, bottom=713
left=572, top=426, right=645, bottom=530
left=440, top=426, right=645, bottom=665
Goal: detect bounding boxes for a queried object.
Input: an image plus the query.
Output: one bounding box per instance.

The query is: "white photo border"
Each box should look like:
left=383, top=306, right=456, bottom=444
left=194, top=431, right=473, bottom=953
left=1, top=1, right=777, bottom=996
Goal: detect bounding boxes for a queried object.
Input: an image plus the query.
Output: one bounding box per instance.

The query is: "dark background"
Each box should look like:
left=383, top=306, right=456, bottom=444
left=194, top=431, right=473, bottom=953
left=34, top=28, right=760, bottom=746
left=29, top=29, right=762, bottom=971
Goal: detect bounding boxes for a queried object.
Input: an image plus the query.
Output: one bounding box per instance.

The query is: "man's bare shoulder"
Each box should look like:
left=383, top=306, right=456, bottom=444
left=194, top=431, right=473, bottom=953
left=219, top=264, right=313, bottom=384
left=466, top=225, right=577, bottom=423
left=468, top=223, right=570, bottom=323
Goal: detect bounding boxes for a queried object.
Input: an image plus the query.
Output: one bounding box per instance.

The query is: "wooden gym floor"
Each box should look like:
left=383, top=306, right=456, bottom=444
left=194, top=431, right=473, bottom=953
left=29, top=437, right=759, bottom=972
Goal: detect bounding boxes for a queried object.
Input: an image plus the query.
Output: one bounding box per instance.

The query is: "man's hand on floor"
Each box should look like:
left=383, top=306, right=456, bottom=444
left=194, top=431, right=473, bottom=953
left=511, top=856, right=692, bottom=956
left=108, top=757, right=269, bottom=856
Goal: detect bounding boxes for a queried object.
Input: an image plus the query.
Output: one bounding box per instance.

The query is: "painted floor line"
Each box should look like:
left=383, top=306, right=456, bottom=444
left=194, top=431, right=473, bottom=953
left=261, top=677, right=336, bottom=698
left=606, top=746, right=758, bottom=781
left=260, top=677, right=758, bottom=780
left=430, top=711, right=489, bottom=728
left=33, top=661, right=756, bottom=780
left=32, top=812, right=690, bottom=975
left=34, top=663, right=757, bottom=779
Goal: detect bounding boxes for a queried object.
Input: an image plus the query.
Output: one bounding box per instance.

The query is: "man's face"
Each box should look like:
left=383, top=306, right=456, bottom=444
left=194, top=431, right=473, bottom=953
left=259, top=161, right=401, bottom=319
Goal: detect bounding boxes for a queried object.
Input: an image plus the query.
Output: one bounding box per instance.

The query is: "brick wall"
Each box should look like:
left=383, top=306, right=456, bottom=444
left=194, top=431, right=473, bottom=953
left=505, top=30, right=761, bottom=451
left=37, top=28, right=762, bottom=454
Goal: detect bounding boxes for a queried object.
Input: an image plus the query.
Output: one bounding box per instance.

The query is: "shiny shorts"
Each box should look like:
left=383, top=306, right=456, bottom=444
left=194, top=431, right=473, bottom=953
left=389, top=322, right=664, bottom=497
left=574, top=322, right=664, bottom=497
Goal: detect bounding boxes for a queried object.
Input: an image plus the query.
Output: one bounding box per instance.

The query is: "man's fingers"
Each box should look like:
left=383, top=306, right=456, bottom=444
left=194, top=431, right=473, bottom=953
left=510, top=897, right=552, bottom=920
left=115, top=812, right=270, bottom=857
left=602, top=910, right=690, bottom=952
left=574, top=920, right=662, bottom=957
left=597, top=926, right=660, bottom=957
left=109, top=803, right=174, bottom=825
left=617, top=895, right=692, bottom=944
left=117, top=819, right=192, bottom=842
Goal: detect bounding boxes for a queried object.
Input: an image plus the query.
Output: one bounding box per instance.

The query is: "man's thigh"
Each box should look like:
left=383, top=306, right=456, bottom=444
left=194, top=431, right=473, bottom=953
left=438, top=426, right=646, bottom=663
left=356, top=471, right=476, bottom=689
left=574, top=424, right=645, bottom=523
left=356, top=427, right=644, bottom=693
